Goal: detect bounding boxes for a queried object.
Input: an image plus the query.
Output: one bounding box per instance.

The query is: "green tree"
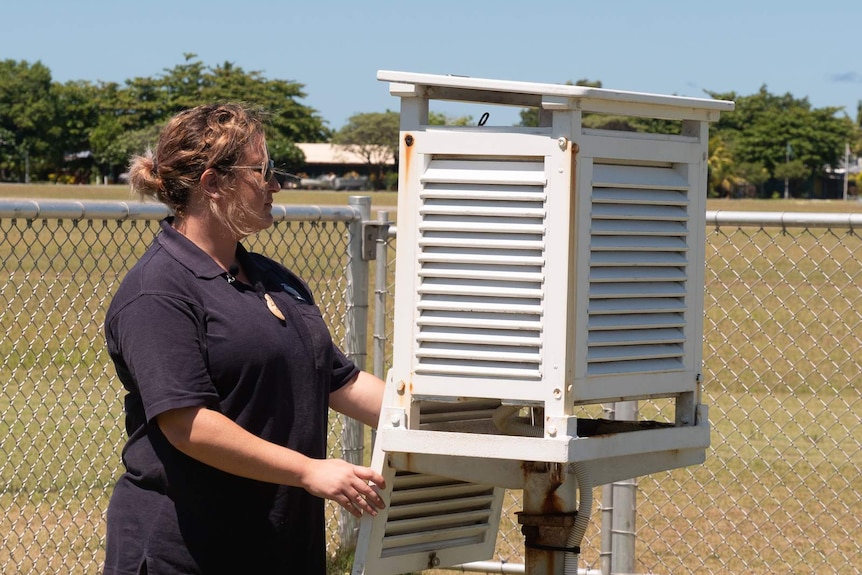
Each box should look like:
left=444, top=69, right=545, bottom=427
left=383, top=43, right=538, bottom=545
left=47, top=55, right=330, bottom=181
left=708, top=86, right=857, bottom=197
left=165, top=56, right=329, bottom=169
left=428, top=112, right=473, bottom=126
left=735, top=161, right=770, bottom=197
left=0, top=59, right=56, bottom=181
left=332, top=110, right=400, bottom=189
left=708, top=134, right=737, bottom=197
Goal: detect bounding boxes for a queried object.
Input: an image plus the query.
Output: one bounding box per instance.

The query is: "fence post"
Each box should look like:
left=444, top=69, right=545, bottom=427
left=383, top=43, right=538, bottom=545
left=340, top=195, right=372, bottom=549
left=373, top=210, right=390, bottom=381
left=610, top=400, right=638, bottom=575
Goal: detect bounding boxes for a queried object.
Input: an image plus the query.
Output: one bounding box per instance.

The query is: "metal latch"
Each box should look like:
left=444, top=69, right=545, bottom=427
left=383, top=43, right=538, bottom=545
left=361, top=221, right=389, bottom=260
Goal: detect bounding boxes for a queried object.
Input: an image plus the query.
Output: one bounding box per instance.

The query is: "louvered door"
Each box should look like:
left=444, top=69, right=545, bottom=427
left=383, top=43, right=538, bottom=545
left=388, top=127, right=572, bottom=409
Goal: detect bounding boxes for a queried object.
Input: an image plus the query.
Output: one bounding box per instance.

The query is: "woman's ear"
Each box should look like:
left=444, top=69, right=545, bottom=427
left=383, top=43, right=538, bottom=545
left=200, top=169, right=222, bottom=200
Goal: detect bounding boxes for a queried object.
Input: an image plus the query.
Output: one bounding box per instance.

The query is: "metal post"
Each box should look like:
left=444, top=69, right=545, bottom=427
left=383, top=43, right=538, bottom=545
left=843, top=142, right=850, bottom=201
left=372, top=211, right=390, bottom=381
left=519, top=463, right=579, bottom=575
left=610, top=401, right=638, bottom=575
left=599, top=407, right=614, bottom=575
left=340, top=195, right=372, bottom=548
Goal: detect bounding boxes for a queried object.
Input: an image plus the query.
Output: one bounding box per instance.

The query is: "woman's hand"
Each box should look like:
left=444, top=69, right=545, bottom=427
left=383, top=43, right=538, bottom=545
left=300, top=458, right=386, bottom=518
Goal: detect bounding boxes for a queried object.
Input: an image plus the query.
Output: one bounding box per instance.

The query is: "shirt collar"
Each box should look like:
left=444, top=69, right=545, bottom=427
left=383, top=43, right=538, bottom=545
left=156, top=217, right=250, bottom=280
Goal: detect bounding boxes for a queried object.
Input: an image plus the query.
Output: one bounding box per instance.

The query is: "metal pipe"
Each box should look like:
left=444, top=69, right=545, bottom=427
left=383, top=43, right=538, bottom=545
left=706, top=210, right=862, bottom=230
left=0, top=199, right=363, bottom=222
left=372, top=210, right=390, bottom=381
left=450, top=561, right=603, bottom=574
left=340, top=195, right=372, bottom=548
left=610, top=401, right=638, bottom=575
left=5, top=201, right=860, bottom=231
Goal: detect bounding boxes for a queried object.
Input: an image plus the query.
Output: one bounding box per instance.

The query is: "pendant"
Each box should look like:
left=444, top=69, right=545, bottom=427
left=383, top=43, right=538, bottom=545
left=264, top=293, right=286, bottom=321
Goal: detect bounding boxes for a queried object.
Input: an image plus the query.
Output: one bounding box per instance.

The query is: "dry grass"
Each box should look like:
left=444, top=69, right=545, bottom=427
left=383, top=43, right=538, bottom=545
left=1, top=184, right=860, bottom=574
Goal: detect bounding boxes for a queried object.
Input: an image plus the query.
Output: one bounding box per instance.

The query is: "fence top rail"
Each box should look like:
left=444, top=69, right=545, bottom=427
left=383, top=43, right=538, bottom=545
left=707, top=210, right=862, bottom=230
left=1, top=200, right=857, bottom=230
left=0, top=199, right=363, bottom=223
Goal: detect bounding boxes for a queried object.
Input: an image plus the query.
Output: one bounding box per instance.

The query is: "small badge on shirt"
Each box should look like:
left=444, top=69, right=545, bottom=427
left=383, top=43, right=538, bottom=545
left=264, top=293, right=286, bottom=321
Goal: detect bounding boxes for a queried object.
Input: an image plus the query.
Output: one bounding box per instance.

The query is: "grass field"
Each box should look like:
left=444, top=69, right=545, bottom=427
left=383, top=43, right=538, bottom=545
left=0, top=183, right=399, bottom=212
left=1, top=182, right=860, bottom=574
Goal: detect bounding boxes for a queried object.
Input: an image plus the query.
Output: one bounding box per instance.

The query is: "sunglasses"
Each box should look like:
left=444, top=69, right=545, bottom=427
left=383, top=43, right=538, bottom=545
left=228, top=158, right=297, bottom=188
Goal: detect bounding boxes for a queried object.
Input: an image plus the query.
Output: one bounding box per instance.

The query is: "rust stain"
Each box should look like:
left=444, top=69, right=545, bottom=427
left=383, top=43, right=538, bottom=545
left=541, top=482, right=564, bottom=515
left=402, top=133, right=414, bottom=187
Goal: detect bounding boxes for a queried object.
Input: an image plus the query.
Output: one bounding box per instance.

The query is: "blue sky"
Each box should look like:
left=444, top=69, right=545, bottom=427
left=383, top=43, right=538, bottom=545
left=3, top=0, right=860, bottom=130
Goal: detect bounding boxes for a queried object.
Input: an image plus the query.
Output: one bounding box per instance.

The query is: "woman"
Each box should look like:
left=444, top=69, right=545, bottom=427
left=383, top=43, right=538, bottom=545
left=103, top=103, right=385, bottom=574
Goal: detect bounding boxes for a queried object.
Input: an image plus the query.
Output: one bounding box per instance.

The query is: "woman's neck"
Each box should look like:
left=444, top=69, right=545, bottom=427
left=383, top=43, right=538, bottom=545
left=172, top=215, right=238, bottom=272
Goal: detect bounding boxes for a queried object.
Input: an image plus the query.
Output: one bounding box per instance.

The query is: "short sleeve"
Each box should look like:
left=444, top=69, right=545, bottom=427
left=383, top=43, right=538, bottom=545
left=329, top=343, right=359, bottom=393
left=107, top=294, right=219, bottom=423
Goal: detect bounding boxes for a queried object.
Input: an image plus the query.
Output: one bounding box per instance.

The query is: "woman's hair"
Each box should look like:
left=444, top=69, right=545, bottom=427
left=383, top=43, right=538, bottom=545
left=128, top=103, right=267, bottom=237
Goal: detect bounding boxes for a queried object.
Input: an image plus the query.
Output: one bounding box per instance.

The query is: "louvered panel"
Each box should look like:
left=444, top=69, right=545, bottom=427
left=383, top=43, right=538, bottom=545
left=381, top=525, right=491, bottom=555
left=588, top=357, right=684, bottom=376
left=377, top=472, right=499, bottom=557
left=590, top=281, right=684, bottom=298
left=419, top=267, right=544, bottom=283
left=383, top=510, right=493, bottom=537
left=420, top=203, right=545, bottom=218
left=420, top=188, right=546, bottom=201
left=592, top=219, right=687, bottom=236
left=418, top=399, right=503, bottom=425
left=412, top=361, right=540, bottom=378
left=591, top=266, right=687, bottom=283
left=590, top=298, right=686, bottom=314
left=592, top=187, right=687, bottom=205
left=421, top=159, right=546, bottom=186
left=588, top=328, right=684, bottom=346
left=419, top=220, right=545, bottom=234
left=592, top=203, right=688, bottom=221
left=389, top=477, right=493, bottom=501
left=416, top=344, right=542, bottom=364
left=418, top=299, right=542, bottom=315
left=590, top=251, right=686, bottom=266
left=418, top=280, right=543, bottom=299
left=587, top=163, right=691, bottom=375
left=591, top=235, right=687, bottom=251
left=417, top=311, right=541, bottom=331
left=417, top=328, right=541, bottom=347
left=419, top=236, right=545, bottom=251
left=419, top=410, right=501, bottom=424
left=386, top=494, right=498, bottom=518
left=589, top=313, right=685, bottom=330
left=414, top=157, right=547, bottom=380
left=418, top=251, right=544, bottom=266
left=589, top=343, right=683, bottom=362
left=591, top=164, right=689, bottom=190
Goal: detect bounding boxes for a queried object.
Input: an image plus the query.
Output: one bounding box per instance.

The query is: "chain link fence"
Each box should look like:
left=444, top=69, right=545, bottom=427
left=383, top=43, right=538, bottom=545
left=1, top=199, right=860, bottom=574
left=0, top=199, right=365, bottom=574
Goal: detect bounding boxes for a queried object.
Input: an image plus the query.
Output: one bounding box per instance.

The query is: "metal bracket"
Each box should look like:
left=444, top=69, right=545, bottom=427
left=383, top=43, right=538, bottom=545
left=361, top=221, right=389, bottom=261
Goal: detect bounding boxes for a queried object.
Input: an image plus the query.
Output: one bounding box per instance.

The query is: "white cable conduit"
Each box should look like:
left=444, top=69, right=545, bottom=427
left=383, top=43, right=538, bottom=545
left=492, top=406, right=594, bottom=575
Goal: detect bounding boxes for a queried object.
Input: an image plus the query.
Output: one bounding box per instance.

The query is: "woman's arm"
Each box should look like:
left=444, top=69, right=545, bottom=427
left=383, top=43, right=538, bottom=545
left=329, top=370, right=385, bottom=428
left=157, top=406, right=386, bottom=517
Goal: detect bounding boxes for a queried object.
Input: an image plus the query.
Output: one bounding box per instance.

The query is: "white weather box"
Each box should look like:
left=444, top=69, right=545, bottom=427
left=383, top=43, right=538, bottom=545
left=352, top=71, right=734, bottom=575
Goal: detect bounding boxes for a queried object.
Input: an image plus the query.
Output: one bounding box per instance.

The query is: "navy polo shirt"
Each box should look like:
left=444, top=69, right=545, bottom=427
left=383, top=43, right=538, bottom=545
left=103, top=218, right=358, bottom=574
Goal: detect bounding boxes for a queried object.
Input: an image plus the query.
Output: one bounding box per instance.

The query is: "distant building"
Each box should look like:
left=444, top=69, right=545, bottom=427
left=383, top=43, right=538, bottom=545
left=295, top=143, right=395, bottom=178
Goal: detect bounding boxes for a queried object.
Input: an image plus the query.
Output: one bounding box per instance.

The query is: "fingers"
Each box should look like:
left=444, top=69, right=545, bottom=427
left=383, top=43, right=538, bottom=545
left=341, top=490, right=376, bottom=518
left=336, top=466, right=386, bottom=518
left=353, top=466, right=386, bottom=490
left=303, top=459, right=387, bottom=518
